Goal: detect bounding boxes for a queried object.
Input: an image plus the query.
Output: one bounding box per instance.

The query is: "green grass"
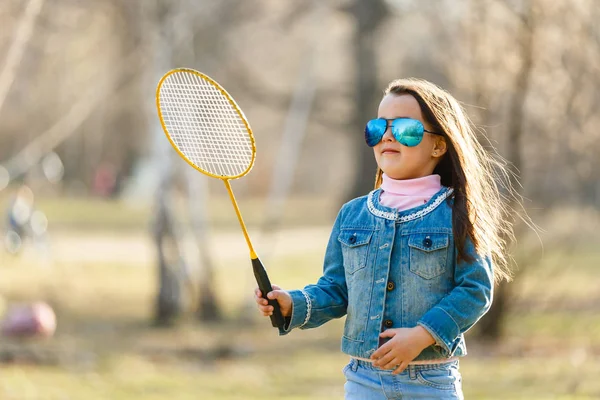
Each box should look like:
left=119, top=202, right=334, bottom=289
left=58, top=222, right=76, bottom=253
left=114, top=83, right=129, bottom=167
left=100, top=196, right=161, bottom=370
left=461, top=356, right=600, bottom=399
left=1, top=247, right=599, bottom=399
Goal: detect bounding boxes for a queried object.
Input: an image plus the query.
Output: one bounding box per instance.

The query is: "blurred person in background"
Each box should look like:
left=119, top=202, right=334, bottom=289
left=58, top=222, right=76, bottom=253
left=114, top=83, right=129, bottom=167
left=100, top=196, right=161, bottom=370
left=92, top=161, right=124, bottom=198
left=3, top=185, right=49, bottom=255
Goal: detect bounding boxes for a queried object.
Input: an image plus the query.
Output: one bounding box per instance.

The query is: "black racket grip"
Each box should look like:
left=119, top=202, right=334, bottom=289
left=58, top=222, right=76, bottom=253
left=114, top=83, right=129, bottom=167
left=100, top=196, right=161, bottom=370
left=252, top=257, right=286, bottom=330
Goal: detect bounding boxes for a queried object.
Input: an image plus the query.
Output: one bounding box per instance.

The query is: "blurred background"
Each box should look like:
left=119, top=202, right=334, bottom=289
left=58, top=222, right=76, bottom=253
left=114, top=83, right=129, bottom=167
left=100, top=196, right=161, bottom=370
left=0, top=0, right=599, bottom=399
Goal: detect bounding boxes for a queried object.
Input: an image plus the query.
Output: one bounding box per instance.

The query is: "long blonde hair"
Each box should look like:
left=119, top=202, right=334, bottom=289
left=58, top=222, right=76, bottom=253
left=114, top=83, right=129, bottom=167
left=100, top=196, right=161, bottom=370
left=377, top=78, right=518, bottom=283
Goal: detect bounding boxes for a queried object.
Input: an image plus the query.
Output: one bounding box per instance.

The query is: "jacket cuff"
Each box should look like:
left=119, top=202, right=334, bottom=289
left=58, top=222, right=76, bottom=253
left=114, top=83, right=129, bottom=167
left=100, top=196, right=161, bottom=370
left=417, top=306, right=460, bottom=356
left=279, top=289, right=311, bottom=335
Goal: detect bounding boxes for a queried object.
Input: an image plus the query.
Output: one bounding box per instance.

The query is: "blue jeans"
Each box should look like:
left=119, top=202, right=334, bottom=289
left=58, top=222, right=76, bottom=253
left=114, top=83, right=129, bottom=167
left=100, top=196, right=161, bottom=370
left=343, top=358, right=464, bottom=399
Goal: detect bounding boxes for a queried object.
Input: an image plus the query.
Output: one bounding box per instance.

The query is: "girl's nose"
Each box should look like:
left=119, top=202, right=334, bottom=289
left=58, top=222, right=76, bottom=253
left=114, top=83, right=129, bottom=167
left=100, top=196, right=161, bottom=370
left=382, top=123, right=394, bottom=142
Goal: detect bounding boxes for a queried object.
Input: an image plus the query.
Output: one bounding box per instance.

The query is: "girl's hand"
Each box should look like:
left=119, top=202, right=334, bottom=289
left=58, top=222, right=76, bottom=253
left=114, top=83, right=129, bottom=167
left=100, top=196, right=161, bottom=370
left=254, top=285, right=292, bottom=318
left=370, top=326, right=436, bottom=374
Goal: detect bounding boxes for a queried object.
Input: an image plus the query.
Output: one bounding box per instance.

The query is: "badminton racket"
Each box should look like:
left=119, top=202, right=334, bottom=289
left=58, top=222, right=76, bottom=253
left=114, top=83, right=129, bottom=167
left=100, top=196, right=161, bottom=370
left=156, top=68, right=285, bottom=331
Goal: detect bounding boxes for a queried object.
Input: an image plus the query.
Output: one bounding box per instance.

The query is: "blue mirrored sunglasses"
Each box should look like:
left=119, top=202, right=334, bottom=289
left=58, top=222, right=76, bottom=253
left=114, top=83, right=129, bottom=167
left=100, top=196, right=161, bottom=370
left=364, top=118, right=443, bottom=147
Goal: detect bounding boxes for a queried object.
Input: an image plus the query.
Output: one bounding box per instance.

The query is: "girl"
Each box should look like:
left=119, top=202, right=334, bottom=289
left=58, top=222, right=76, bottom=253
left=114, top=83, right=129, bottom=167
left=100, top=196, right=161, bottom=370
left=255, top=78, right=516, bottom=399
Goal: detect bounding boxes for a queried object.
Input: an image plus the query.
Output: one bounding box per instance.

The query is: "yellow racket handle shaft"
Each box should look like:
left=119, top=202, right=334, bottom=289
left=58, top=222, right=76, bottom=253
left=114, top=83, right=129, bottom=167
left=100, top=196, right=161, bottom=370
left=223, top=179, right=285, bottom=331
left=223, top=179, right=257, bottom=259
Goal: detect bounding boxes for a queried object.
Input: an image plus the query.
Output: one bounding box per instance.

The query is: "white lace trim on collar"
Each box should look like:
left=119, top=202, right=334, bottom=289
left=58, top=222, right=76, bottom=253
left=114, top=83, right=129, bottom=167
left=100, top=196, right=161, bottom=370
left=367, top=187, right=453, bottom=222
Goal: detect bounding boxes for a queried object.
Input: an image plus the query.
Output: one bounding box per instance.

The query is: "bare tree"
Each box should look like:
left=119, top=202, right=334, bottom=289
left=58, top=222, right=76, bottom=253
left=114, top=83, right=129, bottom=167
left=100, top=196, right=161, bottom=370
left=149, top=0, right=186, bottom=325
left=477, top=0, right=537, bottom=340
left=152, top=175, right=186, bottom=325
left=346, top=0, right=389, bottom=199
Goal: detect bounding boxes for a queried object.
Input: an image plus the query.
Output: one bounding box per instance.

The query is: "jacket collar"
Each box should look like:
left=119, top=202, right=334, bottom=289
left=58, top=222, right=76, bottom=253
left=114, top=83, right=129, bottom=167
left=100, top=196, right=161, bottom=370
left=367, top=186, right=454, bottom=223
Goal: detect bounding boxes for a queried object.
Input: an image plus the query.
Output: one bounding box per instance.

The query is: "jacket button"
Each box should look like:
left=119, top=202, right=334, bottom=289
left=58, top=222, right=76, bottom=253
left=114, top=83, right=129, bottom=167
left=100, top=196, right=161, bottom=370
left=349, top=236, right=356, bottom=244
left=423, top=237, right=432, bottom=247
left=384, top=319, right=393, bottom=328
left=387, top=281, right=395, bottom=291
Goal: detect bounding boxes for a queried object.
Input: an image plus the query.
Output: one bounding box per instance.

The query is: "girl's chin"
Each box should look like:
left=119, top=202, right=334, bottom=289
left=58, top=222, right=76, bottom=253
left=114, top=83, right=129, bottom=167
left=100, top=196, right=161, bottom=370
left=386, top=174, right=406, bottom=180
left=380, top=167, right=404, bottom=178
left=381, top=169, right=414, bottom=180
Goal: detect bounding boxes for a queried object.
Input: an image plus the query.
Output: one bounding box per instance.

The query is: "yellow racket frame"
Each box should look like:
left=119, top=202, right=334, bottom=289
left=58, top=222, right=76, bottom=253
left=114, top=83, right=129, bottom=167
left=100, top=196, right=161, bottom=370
left=156, top=68, right=258, bottom=259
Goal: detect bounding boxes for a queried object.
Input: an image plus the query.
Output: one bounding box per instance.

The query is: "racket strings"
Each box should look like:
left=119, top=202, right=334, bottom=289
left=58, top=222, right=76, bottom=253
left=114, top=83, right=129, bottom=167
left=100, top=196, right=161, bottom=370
left=159, top=71, right=254, bottom=177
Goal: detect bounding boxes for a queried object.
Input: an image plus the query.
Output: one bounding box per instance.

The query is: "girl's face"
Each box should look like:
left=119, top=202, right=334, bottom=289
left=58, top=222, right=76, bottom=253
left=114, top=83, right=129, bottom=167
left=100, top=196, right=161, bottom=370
left=374, top=94, right=446, bottom=180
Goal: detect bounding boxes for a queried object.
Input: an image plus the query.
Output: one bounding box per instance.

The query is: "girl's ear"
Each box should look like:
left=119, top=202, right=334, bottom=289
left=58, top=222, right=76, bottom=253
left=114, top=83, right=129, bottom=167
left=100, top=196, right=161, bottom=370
left=432, top=137, right=447, bottom=158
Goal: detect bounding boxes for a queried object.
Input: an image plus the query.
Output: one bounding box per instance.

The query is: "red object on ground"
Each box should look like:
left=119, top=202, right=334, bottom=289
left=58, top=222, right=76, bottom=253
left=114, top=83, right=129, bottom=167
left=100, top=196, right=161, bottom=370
left=1, top=302, right=56, bottom=338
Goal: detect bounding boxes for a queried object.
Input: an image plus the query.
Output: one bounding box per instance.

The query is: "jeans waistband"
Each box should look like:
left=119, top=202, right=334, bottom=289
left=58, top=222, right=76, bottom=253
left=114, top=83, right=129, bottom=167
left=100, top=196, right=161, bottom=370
left=353, top=355, right=458, bottom=366
left=350, top=357, right=459, bottom=373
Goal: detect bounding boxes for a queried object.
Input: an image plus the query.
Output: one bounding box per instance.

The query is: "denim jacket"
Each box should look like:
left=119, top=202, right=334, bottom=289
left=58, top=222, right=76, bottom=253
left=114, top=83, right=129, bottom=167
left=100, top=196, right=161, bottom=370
left=282, top=186, right=494, bottom=361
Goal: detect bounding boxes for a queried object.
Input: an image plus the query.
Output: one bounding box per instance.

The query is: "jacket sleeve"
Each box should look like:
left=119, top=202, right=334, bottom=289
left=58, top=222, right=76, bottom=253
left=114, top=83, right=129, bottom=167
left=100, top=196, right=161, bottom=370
left=280, top=206, right=348, bottom=335
left=416, top=236, right=494, bottom=356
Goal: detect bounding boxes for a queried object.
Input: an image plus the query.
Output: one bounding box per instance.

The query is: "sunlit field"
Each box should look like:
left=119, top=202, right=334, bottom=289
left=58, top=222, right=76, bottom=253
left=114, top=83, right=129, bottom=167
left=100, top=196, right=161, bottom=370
left=1, top=199, right=599, bottom=399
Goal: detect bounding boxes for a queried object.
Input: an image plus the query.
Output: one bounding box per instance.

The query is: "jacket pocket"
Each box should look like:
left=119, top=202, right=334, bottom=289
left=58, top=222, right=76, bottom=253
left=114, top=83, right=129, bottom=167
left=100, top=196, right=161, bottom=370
left=338, top=229, right=373, bottom=275
left=408, top=233, right=449, bottom=279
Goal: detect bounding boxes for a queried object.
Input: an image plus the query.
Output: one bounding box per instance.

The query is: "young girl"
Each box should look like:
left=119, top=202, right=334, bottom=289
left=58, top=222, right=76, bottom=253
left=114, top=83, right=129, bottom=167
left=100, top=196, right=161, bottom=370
left=255, top=78, right=515, bottom=399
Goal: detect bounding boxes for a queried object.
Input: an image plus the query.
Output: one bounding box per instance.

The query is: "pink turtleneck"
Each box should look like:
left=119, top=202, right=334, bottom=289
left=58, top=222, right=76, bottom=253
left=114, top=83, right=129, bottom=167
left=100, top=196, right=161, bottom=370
left=379, top=173, right=442, bottom=211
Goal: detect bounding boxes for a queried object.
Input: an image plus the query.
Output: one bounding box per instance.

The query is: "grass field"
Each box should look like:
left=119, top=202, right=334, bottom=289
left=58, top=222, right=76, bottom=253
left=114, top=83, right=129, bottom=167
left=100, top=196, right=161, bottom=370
left=0, top=198, right=599, bottom=399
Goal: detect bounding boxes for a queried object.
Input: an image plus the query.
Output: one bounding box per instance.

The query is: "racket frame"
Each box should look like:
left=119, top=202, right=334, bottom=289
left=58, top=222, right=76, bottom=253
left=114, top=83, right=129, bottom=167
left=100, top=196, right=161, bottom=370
left=156, top=68, right=256, bottom=181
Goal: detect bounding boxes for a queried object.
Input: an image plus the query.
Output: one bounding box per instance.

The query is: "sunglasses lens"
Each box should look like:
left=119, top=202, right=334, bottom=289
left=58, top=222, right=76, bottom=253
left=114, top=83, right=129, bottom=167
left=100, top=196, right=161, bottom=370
left=365, top=119, right=387, bottom=147
left=392, top=119, right=425, bottom=147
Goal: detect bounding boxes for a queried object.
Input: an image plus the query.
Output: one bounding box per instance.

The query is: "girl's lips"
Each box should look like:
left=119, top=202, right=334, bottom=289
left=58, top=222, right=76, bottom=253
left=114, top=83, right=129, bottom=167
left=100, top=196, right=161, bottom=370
left=382, top=149, right=400, bottom=154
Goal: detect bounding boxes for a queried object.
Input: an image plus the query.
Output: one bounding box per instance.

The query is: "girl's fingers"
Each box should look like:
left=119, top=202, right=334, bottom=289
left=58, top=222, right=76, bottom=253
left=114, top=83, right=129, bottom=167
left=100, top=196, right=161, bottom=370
left=258, top=303, right=275, bottom=313
left=374, top=351, right=396, bottom=369
left=254, top=288, right=269, bottom=305
left=261, top=305, right=275, bottom=316
left=381, top=356, right=400, bottom=370
left=392, top=361, right=407, bottom=375
left=255, top=286, right=285, bottom=318
left=370, top=341, right=392, bottom=361
left=256, top=285, right=282, bottom=296
left=254, top=295, right=268, bottom=306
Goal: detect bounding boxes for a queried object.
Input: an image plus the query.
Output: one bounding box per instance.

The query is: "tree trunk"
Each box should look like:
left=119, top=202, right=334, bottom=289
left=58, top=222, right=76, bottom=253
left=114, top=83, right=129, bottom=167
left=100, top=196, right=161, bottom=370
left=150, top=0, right=185, bottom=326
left=478, top=0, right=535, bottom=340
left=346, top=0, right=388, bottom=200
left=153, top=184, right=184, bottom=326
left=186, top=169, right=222, bottom=322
